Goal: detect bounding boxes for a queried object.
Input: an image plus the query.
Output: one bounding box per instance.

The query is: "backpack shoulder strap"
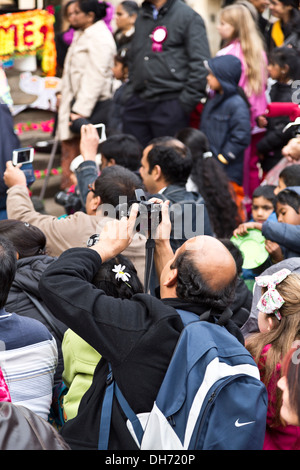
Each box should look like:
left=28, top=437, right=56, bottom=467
left=23, top=291, right=65, bottom=342
left=177, top=307, right=233, bottom=327
left=176, top=309, right=200, bottom=326
left=98, top=364, right=144, bottom=450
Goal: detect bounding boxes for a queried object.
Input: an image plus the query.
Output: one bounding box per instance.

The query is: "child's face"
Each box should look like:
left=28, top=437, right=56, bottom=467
left=267, top=62, right=282, bottom=81
left=206, top=72, right=222, bottom=92
left=217, top=19, right=235, bottom=41
left=274, top=176, right=286, bottom=195
left=112, top=60, right=126, bottom=81
left=251, top=196, right=274, bottom=223
left=267, top=62, right=289, bottom=82
left=276, top=202, right=300, bottom=225
left=257, top=311, right=271, bottom=334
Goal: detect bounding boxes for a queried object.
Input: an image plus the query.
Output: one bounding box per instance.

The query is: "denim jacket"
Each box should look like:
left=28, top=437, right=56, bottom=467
left=74, top=160, right=98, bottom=208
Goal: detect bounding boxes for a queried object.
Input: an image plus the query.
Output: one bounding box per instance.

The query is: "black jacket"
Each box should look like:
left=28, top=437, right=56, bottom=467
left=0, top=103, right=20, bottom=210
left=5, top=255, right=67, bottom=385
left=126, top=0, right=211, bottom=113
left=39, top=248, right=243, bottom=450
left=257, top=81, right=295, bottom=172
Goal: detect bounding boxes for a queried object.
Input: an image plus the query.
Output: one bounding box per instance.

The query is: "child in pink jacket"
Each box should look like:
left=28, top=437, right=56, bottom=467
left=217, top=4, right=268, bottom=212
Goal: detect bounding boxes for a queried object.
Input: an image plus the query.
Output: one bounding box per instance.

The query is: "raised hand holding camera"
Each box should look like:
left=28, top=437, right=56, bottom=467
left=116, top=189, right=162, bottom=239
left=89, top=203, right=140, bottom=263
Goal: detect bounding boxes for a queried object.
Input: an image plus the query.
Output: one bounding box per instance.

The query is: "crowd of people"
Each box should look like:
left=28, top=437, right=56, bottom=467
left=0, top=0, right=300, bottom=451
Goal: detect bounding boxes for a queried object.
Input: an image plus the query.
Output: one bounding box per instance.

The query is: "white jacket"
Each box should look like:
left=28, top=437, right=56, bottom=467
left=57, top=20, right=116, bottom=141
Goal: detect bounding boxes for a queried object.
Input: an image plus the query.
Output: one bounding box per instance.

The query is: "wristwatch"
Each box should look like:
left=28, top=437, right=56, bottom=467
left=86, top=233, right=100, bottom=247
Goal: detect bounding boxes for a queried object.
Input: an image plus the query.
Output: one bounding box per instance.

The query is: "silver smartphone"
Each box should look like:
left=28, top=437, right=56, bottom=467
left=12, top=147, right=34, bottom=166
left=93, top=123, right=106, bottom=142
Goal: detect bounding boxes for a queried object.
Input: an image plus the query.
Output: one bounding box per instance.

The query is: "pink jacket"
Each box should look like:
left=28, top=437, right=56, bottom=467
left=216, top=40, right=267, bottom=128
left=259, top=345, right=300, bottom=450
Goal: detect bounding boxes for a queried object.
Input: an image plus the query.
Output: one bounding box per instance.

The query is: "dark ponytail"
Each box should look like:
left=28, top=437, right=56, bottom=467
left=78, top=0, right=108, bottom=22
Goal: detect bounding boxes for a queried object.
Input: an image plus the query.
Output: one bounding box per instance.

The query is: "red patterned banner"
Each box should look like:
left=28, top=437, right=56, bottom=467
left=0, top=9, right=56, bottom=76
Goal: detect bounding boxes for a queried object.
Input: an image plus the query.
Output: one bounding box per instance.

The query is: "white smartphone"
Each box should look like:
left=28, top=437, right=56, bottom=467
left=93, top=123, right=106, bottom=142
left=12, top=147, right=34, bottom=166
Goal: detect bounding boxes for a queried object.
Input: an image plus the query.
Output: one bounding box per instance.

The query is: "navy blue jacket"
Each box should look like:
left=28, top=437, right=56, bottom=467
left=262, top=186, right=300, bottom=259
left=200, top=55, right=251, bottom=186
left=0, top=103, right=20, bottom=210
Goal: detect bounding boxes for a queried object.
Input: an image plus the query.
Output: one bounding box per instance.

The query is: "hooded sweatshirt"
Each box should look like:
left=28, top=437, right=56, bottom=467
left=262, top=186, right=300, bottom=260
left=5, top=255, right=67, bottom=385
left=200, top=55, right=251, bottom=186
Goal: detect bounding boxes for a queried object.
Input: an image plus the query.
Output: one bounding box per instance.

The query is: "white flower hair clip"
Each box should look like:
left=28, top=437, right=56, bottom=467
left=112, top=264, right=131, bottom=288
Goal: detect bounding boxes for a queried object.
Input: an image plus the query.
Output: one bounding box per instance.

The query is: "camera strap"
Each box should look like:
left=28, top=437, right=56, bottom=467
left=144, top=237, right=155, bottom=294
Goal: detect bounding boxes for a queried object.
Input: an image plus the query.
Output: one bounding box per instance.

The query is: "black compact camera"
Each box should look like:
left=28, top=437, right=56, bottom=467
left=116, top=189, right=162, bottom=236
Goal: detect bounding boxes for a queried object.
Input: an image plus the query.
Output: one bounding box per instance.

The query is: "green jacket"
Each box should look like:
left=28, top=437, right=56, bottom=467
left=62, top=329, right=101, bottom=421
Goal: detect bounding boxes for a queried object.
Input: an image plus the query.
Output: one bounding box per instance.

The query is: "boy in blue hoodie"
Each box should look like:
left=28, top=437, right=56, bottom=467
left=200, top=55, right=251, bottom=221
left=233, top=186, right=300, bottom=263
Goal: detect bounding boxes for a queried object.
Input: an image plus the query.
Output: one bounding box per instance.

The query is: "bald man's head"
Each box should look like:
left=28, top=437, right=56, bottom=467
left=170, top=236, right=237, bottom=308
left=188, top=236, right=237, bottom=290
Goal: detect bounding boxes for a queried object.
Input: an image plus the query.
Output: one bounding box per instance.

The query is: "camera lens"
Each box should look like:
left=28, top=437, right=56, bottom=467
left=55, top=191, right=69, bottom=205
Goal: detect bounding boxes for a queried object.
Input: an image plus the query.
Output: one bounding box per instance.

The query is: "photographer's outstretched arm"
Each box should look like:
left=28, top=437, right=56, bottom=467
left=154, top=200, right=173, bottom=281
left=90, top=203, right=139, bottom=263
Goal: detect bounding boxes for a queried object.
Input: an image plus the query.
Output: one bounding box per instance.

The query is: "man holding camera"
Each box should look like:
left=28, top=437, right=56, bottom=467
left=139, top=136, right=213, bottom=251
left=4, top=162, right=146, bottom=283
left=38, top=199, right=242, bottom=450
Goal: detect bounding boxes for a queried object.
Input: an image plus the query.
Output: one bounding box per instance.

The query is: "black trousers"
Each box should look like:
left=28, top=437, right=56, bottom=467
left=122, top=94, right=190, bottom=147
left=69, top=99, right=112, bottom=134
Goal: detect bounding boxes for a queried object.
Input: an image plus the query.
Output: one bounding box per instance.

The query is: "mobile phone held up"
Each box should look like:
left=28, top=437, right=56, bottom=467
left=12, top=147, right=35, bottom=187
left=93, top=123, right=106, bottom=143
left=69, top=123, right=105, bottom=173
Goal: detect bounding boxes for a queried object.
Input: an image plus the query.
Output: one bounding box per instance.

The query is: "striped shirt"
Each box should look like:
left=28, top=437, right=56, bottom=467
left=0, top=309, right=58, bottom=421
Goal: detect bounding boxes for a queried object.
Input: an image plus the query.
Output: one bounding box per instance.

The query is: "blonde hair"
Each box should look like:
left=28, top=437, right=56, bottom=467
left=246, top=273, right=300, bottom=425
left=220, top=4, right=267, bottom=96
